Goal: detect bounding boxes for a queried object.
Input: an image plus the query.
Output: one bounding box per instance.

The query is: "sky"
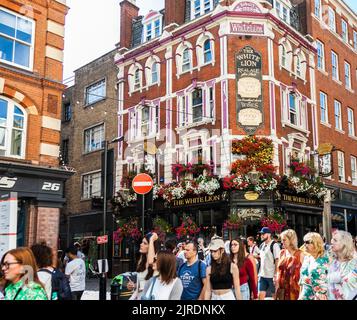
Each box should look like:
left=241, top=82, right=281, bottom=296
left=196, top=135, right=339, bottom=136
left=63, top=0, right=357, bottom=82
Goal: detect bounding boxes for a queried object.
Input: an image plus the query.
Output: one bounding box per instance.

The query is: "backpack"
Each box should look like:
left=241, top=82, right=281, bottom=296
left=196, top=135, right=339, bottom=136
left=39, top=268, right=72, bottom=300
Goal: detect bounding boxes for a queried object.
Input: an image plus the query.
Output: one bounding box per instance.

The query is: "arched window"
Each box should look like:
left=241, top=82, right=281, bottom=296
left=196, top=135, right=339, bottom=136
left=279, top=39, right=292, bottom=70
left=151, top=62, right=158, bottom=84
left=294, top=50, right=307, bottom=80
left=0, top=97, right=26, bottom=158
left=203, top=39, right=212, bottom=64
left=134, top=69, right=141, bottom=91
left=182, top=48, right=191, bottom=72
left=128, top=63, right=143, bottom=93
left=282, top=46, right=287, bottom=67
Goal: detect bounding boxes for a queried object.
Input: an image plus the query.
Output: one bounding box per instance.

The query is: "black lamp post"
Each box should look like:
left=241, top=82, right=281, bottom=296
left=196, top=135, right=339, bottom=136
left=99, top=135, right=124, bottom=301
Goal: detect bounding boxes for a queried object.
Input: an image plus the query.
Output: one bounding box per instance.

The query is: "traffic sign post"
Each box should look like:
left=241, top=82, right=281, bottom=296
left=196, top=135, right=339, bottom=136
left=132, top=174, right=153, bottom=236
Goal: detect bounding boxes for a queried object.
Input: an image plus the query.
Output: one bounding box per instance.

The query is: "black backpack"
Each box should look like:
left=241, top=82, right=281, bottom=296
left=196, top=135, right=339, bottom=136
left=39, top=268, right=72, bottom=300
left=259, top=241, right=278, bottom=265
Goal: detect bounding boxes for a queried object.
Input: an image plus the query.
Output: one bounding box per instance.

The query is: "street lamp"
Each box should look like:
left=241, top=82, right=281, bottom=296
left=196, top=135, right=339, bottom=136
left=99, top=135, right=124, bottom=301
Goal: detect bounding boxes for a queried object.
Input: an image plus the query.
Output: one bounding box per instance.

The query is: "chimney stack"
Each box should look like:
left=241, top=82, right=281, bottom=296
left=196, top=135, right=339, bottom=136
left=120, top=0, right=139, bottom=50
left=164, top=0, right=186, bottom=31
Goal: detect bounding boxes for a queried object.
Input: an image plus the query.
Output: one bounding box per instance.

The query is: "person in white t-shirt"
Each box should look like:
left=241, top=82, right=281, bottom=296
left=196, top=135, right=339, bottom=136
left=65, top=246, right=86, bottom=300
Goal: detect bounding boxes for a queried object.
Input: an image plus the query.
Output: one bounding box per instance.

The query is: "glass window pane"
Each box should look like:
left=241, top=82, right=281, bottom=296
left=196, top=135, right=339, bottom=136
left=14, top=41, right=30, bottom=67
left=16, top=17, right=32, bottom=43
left=14, top=106, right=24, bottom=115
left=11, top=129, right=22, bottom=156
left=0, top=35, right=14, bottom=62
left=0, top=99, right=8, bottom=126
left=13, top=115, right=24, bottom=129
left=0, top=10, right=16, bottom=37
left=0, top=127, right=6, bottom=147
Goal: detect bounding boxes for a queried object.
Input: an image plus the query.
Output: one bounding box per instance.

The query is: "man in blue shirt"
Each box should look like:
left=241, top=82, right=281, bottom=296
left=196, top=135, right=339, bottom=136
left=178, top=242, right=207, bottom=300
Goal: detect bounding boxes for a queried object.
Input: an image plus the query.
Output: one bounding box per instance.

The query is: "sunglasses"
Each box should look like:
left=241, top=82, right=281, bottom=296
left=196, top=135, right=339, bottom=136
left=1, top=261, right=20, bottom=270
left=304, top=241, right=312, bottom=245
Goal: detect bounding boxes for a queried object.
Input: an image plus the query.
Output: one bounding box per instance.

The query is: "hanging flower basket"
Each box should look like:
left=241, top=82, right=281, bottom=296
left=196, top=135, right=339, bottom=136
left=261, top=212, right=287, bottom=234
left=113, top=218, right=142, bottom=244
left=223, top=212, right=242, bottom=231
left=152, top=217, right=173, bottom=242
left=175, top=215, right=200, bottom=240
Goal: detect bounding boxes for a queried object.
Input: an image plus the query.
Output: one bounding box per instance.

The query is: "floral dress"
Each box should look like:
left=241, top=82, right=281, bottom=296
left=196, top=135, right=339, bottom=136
left=328, top=257, right=357, bottom=300
left=277, top=249, right=303, bottom=300
left=4, top=280, right=48, bottom=300
left=299, top=254, right=329, bottom=300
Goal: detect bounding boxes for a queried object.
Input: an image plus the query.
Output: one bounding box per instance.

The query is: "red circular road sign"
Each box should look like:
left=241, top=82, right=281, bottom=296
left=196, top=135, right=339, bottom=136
left=132, top=173, right=154, bottom=195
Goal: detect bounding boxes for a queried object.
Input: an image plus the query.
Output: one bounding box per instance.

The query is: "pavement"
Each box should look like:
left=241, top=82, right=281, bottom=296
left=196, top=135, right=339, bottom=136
left=81, top=278, right=112, bottom=300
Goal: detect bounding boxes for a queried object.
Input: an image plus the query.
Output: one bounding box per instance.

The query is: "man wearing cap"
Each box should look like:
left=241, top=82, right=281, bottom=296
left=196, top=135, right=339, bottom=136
left=258, top=227, right=281, bottom=300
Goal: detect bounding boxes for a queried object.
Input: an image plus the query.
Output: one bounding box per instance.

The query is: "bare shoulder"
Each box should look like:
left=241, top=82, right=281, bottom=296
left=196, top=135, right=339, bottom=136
left=231, top=262, right=238, bottom=273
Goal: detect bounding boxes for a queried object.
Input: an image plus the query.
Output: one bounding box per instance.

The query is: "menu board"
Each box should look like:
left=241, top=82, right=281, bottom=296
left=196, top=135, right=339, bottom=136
left=0, top=192, right=18, bottom=260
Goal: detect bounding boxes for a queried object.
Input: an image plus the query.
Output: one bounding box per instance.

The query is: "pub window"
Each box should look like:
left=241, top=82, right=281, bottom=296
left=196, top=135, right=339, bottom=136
left=0, top=97, right=26, bottom=158
left=192, top=89, right=203, bottom=123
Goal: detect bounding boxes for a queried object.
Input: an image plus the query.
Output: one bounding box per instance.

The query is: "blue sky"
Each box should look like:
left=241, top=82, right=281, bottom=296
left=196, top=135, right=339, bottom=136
left=63, top=0, right=357, bottom=80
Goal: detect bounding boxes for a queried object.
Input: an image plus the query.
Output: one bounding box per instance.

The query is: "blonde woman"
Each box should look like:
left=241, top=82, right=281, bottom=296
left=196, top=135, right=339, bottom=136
left=328, top=230, right=357, bottom=300
left=275, top=229, right=305, bottom=300
left=298, top=232, right=329, bottom=300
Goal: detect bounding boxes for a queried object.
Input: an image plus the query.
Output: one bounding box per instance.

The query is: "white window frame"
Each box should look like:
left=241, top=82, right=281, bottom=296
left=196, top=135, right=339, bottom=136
left=83, top=123, right=105, bottom=154
left=196, top=33, right=215, bottom=68
left=316, top=40, right=325, bottom=71
left=314, top=0, right=322, bottom=19
left=182, top=48, right=192, bottom=73
left=0, top=96, right=27, bottom=159
left=81, top=170, right=101, bottom=200
left=145, top=56, right=160, bottom=87
left=328, top=7, right=336, bottom=32
left=354, top=31, right=357, bottom=51
left=344, top=61, right=351, bottom=90
left=191, top=0, right=213, bottom=19
left=337, top=151, right=345, bottom=182
left=320, top=92, right=328, bottom=124
left=142, top=12, right=163, bottom=43
left=128, top=64, right=143, bottom=93
left=140, top=106, right=150, bottom=137
left=334, top=100, right=342, bottom=131
left=347, top=107, right=355, bottom=136
left=341, top=19, right=348, bottom=43
left=351, top=156, right=357, bottom=186
left=176, top=42, right=194, bottom=75
left=85, top=79, right=106, bottom=106
left=178, top=95, right=187, bottom=127
left=279, top=39, right=292, bottom=71
left=289, top=92, right=298, bottom=126
left=331, top=51, right=339, bottom=81
left=191, top=88, right=203, bottom=123
left=294, top=50, right=307, bottom=80
left=0, top=7, right=35, bottom=71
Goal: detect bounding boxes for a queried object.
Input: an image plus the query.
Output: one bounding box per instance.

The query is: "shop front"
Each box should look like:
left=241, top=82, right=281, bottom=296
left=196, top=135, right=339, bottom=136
left=0, top=161, right=73, bottom=257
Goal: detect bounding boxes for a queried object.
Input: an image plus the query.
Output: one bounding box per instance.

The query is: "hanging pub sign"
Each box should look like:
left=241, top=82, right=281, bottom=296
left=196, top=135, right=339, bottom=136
left=236, top=46, right=263, bottom=135
left=317, top=143, right=334, bottom=177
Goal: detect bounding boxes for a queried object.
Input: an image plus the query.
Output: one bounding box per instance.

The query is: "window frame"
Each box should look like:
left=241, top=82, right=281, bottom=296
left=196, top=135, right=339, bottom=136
left=316, top=40, right=325, bottom=71
left=344, top=61, right=351, bottom=89
left=351, top=156, right=357, bottom=186
left=320, top=91, right=328, bottom=124
left=337, top=151, right=345, bottom=182
left=81, top=170, right=101, bottom=200
left=334, top=100, right=342, bottom=131
left=341, top=19, right=348, bottom=43
left=192, top=88, right=203, bottom=123
left=0, top=7, right=35, bottom=70
left=347, top=107, right=355, bottom=136
left=83, top=123, right=105, bottom=154
left=0, top=96, right=27, bottom=159
left=289, top=92, right=297, bottom=126
left=85, top=79, right=106, bottom=106
left=314, top=0, right=322, bottom=19
left=331, top=51, right=339, bottom=81
left=191, top=0, right=213, bottom=19
left=328, top=7, right=336, bottom=32
left=142, top=13, right=163, bottom=43
left=182, top=48, right=192, bottom=73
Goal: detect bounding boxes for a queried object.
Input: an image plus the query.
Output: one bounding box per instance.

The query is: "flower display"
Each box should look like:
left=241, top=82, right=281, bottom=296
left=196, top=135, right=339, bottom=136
left=113, top=218, right=142, bottom=244
left=223, top=212, right=242, bottom=230
left=152, top=217, right=173, bottom=242
left=261, top=212, right=287, bottom=234
left=171, top=162, right=213, bottom=179
left=111, top=191, right=137, bottom=211
left=175, top=215, right=201, bottom=239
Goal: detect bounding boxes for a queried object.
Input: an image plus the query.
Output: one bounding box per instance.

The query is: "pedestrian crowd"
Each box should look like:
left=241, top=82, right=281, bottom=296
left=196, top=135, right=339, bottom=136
left=0, top=229, right=356, bottom=301
left=126, top=228, right=357, bottom=301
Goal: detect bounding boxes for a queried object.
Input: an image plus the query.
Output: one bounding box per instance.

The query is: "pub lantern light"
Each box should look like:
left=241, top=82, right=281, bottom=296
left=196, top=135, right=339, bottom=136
left=248, top=166, right=261, bottom=185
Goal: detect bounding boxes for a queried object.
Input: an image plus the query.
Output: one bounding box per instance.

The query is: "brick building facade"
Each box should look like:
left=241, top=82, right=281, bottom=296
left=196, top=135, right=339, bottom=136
left=0, top=0, right=72, bottom=256
left=114, top=0, right=357, bottom=238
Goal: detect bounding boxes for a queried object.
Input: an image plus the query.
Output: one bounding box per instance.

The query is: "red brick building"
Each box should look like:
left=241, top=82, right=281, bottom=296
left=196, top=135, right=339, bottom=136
left=114, top=0, right=356, bottom=238
left=0, top=0, right=72, bottom=256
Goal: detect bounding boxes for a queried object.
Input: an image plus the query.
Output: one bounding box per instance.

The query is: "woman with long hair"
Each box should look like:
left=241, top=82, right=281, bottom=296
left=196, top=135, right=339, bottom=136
left=141, top=250, right=183, bottom=300
left=129, top=232, right=161, bottom=300
left=328, top=230, right=357, bottom=300
left=204, top=237, right=241, bottom=300
left=240, top=237, right=258, bottom=286
left=275, top=229, right=304, bottom=300
left=1, top=247, right=47, bottom=300
left=230, top=238, right=257, bottom=300
left=298, top=232, right=329, bottom=300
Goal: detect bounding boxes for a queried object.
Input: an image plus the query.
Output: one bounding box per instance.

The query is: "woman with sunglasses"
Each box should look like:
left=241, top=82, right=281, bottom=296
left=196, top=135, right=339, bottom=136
left=298, top=232, right=329, bottom=300
left=275, top=229, right=305, bottom=300
left=0, top=270, right=5, bottom=300
left=129, top=232, right=161, bottom=300
left=141, top=250, right=183, bottom=300
left=204, top=236, right=242, bottom=300
left=1, top=247, right=47, bottom=300
left=230, top=238, right=257, bottom=300
left=328, top=230, right=357, bottom=300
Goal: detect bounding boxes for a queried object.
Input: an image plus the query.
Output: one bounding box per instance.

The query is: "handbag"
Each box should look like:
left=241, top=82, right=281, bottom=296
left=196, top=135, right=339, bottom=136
left=140, top=276, right=157, bottom=301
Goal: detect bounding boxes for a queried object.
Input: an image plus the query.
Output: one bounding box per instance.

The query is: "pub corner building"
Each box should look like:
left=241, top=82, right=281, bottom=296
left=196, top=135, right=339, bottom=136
left=105, top=0, right=357, bottom=274
left=0, top=0, right=73, bottom=258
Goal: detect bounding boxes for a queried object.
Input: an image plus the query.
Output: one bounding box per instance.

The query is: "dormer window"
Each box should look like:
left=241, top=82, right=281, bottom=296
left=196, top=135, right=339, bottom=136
left=142, top=11, right=162, bottom=43
left=191, top=0, right=213, bottom=19
left=274, top=0, right=290, bottom=24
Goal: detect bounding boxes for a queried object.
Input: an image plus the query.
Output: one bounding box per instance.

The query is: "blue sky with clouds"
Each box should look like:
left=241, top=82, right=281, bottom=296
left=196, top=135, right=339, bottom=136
left=63, top=0, right=357, bottom=80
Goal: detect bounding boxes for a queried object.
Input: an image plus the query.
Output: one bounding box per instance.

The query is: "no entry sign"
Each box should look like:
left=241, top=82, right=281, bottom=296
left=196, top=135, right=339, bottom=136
left=132, top=173, right=154, bottom=195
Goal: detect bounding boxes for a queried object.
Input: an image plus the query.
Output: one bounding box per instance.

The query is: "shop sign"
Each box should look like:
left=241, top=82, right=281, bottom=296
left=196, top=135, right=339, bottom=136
left=236, top=46, right=263, bottom=135
left=0, top=192, right=17, bottom=260
left=281, top=194, right=320, bottom=206
left=230, top=22, right=265, bottom=35
left=317, top=143, right=334, bottom=177
left=171, top=194, right=223, bottom=208
left=237, top=208, right=264, bottom=220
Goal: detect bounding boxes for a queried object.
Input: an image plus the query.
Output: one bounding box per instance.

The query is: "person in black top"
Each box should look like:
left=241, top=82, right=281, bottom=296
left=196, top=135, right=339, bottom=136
left=204, top=236, right=241, bottom=300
